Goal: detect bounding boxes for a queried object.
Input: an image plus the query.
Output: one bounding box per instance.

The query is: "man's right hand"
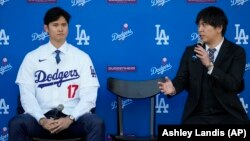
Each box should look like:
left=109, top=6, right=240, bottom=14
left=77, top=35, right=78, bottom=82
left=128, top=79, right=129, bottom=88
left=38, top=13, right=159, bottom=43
left=158, top=77, right=176, bottom=96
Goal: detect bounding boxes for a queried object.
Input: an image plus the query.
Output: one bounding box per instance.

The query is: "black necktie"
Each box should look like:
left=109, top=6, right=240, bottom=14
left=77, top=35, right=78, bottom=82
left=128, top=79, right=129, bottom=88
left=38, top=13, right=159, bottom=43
left=55, top=50, right=61, bottom=64
left=208, top=48, right=216, bottom=63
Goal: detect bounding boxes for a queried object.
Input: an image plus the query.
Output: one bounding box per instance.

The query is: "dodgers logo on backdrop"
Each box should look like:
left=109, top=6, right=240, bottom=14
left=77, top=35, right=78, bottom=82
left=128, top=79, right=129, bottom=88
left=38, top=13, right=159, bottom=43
left=191, top=32, right=200, bottom=41
left=235, top=24, right=249, bottom=45
left=0, top=127, right=8, bottom=141
left=0, top=29, right=9, bottom=45
left=231, top=0, right=249, bottom=6
left=35, top=69, right=80, bottom=88
left=0, top=98, right=9, bottom=114
left=151, top=0, right=170, bottom=7
left=150, top=57, right=172, bottom=75
left=32, top=31, right=49, bottom=41
left=111, top=99, right=133, bottom=110
left=155, top=94, right=169, bottom=113
left=75, top=24, right=90, bottom=45
left=112, top=23, right=133, bottom=41
left=239, top=97, right=248, bottom=113
left=0, top=57, right=12, bottom=75
left=155, top=24, right=169, bottom=45
left=72, top=0, right=91, bottom=6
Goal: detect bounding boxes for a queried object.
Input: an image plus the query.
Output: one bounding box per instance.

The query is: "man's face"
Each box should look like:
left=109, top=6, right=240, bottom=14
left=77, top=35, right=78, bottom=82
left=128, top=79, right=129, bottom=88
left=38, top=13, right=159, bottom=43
left=44, top=16, right=68, bottom=43
left=198, top=20, right=222, bottom=44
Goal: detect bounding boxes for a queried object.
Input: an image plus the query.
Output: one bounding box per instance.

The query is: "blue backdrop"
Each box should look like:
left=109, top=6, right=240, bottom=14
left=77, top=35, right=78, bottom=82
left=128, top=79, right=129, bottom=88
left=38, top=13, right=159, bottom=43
left=0, top=0, right=249, bottom=140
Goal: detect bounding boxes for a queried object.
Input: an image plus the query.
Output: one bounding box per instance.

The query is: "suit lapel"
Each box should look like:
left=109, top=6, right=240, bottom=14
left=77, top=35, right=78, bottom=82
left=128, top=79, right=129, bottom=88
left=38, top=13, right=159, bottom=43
left=214, top=39, right=231, bottom=67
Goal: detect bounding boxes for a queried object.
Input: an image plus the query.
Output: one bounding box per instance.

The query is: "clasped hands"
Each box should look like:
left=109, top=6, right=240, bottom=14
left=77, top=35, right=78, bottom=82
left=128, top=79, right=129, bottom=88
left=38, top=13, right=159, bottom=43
left=39, top=117, right=73, bottom=134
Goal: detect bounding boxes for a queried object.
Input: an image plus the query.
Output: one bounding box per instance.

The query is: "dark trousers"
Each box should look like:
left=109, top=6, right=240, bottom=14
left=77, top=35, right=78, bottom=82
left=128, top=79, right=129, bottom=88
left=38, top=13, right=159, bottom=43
left=8, top=113, right=105, bottom=141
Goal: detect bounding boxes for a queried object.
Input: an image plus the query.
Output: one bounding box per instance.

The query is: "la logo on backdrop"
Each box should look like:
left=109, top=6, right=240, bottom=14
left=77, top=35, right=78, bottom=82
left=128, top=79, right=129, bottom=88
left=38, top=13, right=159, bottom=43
left=0, top=98, right=9, bottom=115
left=76, top=24, right=90, bottom=46
left=155, top=24, right=169, bottom=46
left=0, top=29, right=9, bottom=46
left=234, top=24, right=249, bottom=45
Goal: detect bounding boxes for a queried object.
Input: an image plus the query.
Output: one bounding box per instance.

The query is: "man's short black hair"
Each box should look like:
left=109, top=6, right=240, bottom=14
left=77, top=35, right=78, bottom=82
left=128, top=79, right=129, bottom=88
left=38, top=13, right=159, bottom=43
left=43, top=7, right=71, bottom=25
left=195, top=6, right=228, bottom=36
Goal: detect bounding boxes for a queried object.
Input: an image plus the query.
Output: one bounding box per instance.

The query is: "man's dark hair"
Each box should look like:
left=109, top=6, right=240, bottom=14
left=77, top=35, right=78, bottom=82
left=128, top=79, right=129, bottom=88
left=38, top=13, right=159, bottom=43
left=43, top=7, right=71, bottom=25
left=195, top=6, right=228, bottom=36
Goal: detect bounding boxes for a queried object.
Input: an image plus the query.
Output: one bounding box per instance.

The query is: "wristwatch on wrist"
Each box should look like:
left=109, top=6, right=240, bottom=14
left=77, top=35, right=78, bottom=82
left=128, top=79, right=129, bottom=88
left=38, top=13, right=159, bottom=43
left=68, top=115, right=75, bottom=122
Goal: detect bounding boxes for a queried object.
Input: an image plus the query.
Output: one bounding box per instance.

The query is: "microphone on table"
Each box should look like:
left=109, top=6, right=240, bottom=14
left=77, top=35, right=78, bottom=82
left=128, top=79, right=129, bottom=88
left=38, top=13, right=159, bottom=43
left=192, top=39, right=204, bottom=62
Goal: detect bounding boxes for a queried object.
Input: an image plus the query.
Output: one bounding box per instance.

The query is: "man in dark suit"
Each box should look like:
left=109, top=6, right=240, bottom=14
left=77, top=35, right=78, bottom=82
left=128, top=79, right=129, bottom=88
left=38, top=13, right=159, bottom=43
left=158, top=6, right=249, bottom=124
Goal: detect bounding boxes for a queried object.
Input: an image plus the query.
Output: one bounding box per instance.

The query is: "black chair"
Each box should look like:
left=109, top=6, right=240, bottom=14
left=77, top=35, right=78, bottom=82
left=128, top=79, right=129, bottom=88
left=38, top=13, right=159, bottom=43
left=107, top=77, right=165, bottom=141
left=17, top=95, right=83, bottom=141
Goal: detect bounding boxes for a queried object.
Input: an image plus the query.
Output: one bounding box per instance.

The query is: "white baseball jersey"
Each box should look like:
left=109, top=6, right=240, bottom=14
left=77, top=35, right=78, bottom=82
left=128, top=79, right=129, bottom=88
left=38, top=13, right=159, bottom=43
left=16, top=41, right=100, bottom=121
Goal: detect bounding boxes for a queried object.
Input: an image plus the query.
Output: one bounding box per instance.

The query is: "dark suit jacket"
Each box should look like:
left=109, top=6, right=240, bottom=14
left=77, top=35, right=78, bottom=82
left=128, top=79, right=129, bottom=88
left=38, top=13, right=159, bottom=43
left=172, top=38, right=249, bottom=124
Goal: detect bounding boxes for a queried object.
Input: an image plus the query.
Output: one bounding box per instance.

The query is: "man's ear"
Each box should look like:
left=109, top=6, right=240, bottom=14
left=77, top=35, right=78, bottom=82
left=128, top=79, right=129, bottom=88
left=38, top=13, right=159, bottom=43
left=216, top=25, right=223, bottom=34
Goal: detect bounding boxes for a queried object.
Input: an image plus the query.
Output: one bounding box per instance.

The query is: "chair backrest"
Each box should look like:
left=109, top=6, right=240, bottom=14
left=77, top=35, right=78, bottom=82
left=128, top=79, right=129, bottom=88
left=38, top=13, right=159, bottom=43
left=107, top=77, right=165, bottom=137
left=107, top=77, right=165, bottom=99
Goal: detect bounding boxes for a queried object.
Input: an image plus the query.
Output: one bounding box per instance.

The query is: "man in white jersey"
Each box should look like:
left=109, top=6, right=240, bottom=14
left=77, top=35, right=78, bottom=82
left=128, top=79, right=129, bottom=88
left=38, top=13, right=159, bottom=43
left=8, top=7, right=105, bottom=141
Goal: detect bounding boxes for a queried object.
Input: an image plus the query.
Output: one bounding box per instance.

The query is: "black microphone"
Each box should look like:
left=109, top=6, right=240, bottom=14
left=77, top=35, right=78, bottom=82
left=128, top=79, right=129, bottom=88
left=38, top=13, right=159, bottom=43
left=53, top=104, right=64, bottom=119
left=192, top=39, right=204, bottom=62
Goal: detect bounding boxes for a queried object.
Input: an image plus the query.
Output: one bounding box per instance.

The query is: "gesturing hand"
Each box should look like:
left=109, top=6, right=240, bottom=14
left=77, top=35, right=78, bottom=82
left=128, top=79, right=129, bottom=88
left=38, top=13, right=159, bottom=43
left=158, top=77, right=176, bottom=96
